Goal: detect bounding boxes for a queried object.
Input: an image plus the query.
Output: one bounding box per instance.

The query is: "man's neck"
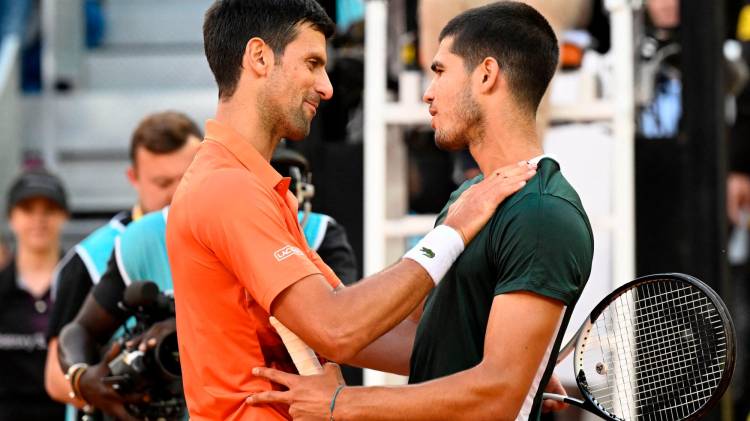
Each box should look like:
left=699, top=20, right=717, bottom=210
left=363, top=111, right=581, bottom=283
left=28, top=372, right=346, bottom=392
left=16, top=245, right=60, bottom=294
left=215, top=96, right=279, bottom=161
left=469, top=118, right=543, bottom=176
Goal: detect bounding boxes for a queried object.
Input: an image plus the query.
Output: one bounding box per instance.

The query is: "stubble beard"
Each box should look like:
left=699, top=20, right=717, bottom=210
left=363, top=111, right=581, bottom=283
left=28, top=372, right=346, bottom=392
left=434, top=88, right=484, bottom=151
left=261, top=75, right=313, bottom=141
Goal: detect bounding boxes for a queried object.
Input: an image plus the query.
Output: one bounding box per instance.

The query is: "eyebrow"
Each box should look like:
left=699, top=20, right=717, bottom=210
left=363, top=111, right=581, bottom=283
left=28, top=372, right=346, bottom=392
left=307, top=52, right=327, bottom=67
left=430, top=61, right=444, bottom=73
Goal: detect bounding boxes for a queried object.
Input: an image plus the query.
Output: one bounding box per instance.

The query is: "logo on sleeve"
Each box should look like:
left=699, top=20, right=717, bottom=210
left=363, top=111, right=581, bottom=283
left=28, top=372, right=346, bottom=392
left=274, top=245, right=304, bottom=262
left=420, top=247, right=435, bottom=258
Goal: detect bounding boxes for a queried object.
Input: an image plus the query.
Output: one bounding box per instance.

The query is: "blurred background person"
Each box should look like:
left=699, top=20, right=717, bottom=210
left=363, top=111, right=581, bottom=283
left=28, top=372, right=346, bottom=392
left=0, top=169, right=68, bottom=421
left=44, top=111, right=202, bottom=421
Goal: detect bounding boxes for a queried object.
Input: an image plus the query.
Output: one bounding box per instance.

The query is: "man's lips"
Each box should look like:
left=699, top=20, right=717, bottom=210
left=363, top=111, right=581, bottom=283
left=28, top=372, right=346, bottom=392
left=304, top=100, right=319, bottom=114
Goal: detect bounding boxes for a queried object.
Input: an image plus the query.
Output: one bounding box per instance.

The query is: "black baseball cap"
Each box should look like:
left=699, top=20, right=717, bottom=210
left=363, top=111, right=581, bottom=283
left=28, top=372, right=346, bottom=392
left=7, top=170, right=69, bottom=214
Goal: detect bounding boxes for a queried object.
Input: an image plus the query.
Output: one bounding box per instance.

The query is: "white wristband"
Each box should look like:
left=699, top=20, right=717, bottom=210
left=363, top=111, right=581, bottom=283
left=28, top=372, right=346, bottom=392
left=403, top=225, right=465, bottom=285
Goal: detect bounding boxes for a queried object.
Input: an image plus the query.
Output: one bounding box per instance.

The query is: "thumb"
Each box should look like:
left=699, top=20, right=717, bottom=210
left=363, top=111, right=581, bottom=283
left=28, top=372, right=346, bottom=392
left=323, top=362, right=344, bottom=383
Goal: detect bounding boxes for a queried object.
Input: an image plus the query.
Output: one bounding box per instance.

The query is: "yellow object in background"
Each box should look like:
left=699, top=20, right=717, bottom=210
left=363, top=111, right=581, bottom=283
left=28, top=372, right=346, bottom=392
left=737, top=5, right=750, bottom=41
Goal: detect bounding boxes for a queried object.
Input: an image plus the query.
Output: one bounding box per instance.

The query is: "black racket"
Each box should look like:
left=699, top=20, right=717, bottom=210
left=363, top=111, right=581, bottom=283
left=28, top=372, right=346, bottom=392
left=543, top=273, right=736, bottom=421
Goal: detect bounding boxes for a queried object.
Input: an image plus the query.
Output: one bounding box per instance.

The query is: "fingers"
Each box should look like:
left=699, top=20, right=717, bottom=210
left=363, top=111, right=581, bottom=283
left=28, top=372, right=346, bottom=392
left=138, top=338, right=157, bottom=352
left=484, top=173, right=533, bottom=201
left=541, top=398, right=569, bottom=413
left=245, top=390, right=292, bottom=406
left=252, top=366, right=297, bottom=387
left=489, top=160, right=537, bottom=179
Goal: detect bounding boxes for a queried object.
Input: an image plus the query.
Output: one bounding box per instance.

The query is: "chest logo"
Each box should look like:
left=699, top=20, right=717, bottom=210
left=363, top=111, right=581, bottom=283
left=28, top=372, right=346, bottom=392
left=420, top=247, right=435, bottom=258
left=274, top=245, right=304, bottom=262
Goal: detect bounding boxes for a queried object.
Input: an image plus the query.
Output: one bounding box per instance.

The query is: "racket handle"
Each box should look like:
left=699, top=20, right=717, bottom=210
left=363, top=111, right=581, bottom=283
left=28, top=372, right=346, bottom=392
left=269, top=316, right=324, bottom=376
left=542, top=393, right=585, bottom=408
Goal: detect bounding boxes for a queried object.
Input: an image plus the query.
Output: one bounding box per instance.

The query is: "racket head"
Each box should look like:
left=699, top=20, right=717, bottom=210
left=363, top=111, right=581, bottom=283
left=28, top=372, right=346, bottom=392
left=572, top=273, right=736, bottom=421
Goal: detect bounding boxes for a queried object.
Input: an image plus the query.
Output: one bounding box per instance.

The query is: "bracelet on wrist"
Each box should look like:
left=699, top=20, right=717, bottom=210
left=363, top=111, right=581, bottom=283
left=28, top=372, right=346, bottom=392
left=65, top=362, right=93, bottom=412
left=329, top=384, right=346, bottom=421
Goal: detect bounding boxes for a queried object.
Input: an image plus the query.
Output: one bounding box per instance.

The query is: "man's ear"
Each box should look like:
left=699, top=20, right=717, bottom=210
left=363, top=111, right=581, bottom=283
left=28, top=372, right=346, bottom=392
left=477, top=57, right=501, bottom=94
left=242, top=37, right=274, bottom=77
left=126, top=165, right=137, bottom=188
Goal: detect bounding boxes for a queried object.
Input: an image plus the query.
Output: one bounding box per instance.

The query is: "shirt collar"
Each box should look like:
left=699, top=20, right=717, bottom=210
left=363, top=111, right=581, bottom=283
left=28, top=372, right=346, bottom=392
left=528, top=153, right=558, bottom=165
left=204, top=119, right=286, bottom=191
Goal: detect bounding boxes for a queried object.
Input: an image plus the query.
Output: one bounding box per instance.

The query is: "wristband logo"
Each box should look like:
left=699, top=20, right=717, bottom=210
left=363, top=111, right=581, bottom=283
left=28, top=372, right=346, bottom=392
left=274, top=245, right=304, bottom=262
left=420, top=247, right=435, bottom=258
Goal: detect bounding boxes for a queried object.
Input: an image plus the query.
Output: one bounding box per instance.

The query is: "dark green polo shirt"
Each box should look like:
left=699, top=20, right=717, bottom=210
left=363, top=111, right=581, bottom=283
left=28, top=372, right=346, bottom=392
left=409, top=158, right=594, bottom=420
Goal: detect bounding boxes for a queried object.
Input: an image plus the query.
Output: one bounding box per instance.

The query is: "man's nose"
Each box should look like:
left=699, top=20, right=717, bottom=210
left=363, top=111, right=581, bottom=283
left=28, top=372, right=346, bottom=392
left=423, top=83, right=435, bottom=104
left=317, top=71, right=334, bottom=101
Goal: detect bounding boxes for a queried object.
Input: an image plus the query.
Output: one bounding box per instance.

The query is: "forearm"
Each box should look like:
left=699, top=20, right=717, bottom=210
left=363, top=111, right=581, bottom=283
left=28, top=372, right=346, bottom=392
left=335, top=363, right=521, bottom=421
left=45, top=338, right=86, bottom=407
left=274, top=259, right=432, bottom=362
left=344, top=318, right=417, bottom=375
left=58, top=322, right=104, bottom=371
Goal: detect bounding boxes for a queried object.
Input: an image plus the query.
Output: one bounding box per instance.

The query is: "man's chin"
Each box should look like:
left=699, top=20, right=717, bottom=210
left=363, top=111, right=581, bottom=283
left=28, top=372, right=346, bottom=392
left=434, top=134, right=466, bottom=152
left=284, top=128, right=310, bottom=141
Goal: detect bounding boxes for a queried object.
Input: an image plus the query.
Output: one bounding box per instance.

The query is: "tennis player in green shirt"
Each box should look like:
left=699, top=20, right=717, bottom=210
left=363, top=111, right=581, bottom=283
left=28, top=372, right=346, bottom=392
left=249, top=2, right=594, bottom=420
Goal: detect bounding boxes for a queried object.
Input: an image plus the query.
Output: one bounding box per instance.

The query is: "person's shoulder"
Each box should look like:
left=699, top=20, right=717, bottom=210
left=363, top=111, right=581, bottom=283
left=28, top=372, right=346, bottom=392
left=436, top=175, right=484, bottom=223
left=189, top=166, right=267, bottom=203
left=123, top=208, right=167, bottom=238
left=120, top=209, right=167, bottom=250
left=78, top=212, right=128, bottom=248
left=500, top=158, right=586, bottom=214
left=500, top=190, right=590, bottom=231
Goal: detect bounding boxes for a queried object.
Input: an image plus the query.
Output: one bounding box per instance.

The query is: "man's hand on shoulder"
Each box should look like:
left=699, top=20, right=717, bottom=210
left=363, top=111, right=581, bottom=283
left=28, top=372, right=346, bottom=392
left=444, top=160, right=536, bottom=244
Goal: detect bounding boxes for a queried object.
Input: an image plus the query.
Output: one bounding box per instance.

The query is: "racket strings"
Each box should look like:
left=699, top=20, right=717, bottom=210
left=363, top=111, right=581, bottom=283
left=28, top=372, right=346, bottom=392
left=577, top=280, right=727, bottom=421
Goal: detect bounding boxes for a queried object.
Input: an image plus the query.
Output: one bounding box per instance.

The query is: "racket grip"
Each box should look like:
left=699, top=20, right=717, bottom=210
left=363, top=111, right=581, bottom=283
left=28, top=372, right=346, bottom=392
left=542, top=393, right=585, bottom=407
left=269, top=316, right=324, bottom=376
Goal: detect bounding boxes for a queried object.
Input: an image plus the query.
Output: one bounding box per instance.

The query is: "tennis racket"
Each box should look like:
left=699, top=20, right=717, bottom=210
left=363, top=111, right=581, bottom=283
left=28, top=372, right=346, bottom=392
left=543, top=273, right=736, bottom=421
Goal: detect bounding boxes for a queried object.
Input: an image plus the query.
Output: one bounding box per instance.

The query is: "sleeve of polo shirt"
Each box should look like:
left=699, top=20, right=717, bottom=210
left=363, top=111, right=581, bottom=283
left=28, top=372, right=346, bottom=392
left=491, top=194, right=593, bottom=306
left=192, top=170, right=323, bottom=312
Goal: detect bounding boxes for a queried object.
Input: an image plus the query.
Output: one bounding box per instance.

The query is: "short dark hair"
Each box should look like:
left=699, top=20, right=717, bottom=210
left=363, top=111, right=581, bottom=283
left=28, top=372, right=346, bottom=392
left=203, top=0, right=335, bottom=99
left=129, top=111, right=202, bottom=164
left=439, top=1, right=559, bottom=113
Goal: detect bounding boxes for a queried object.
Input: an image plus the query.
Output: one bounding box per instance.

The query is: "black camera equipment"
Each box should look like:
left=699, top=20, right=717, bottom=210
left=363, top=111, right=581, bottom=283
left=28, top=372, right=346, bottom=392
left=102, top=281, right=184, bottom=420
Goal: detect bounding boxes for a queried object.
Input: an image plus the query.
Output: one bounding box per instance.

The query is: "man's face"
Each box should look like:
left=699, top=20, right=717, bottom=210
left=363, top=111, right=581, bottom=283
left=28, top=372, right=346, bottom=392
left=128, top=136, right=201, bottom=213
left=423, top=38, right=483, bottom=151
left=9, top=197, right=67, bottom=253
left=260, top=24, right=333, bottom=141
left=647, top=0, right=679, bottom=29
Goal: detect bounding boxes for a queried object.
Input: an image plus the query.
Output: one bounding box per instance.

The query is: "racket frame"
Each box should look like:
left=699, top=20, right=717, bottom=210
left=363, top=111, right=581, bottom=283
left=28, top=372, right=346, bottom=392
left=547, top=273, right=736, bottom=421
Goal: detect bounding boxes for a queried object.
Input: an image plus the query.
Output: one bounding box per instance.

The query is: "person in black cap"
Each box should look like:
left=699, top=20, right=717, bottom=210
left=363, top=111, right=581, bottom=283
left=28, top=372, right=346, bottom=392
left=0, top=169, right=68, bottom=420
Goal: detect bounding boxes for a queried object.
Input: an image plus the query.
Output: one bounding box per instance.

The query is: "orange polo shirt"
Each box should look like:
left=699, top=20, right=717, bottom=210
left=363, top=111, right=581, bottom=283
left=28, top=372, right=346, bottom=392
left=166, top=120, right=341, bottom=420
